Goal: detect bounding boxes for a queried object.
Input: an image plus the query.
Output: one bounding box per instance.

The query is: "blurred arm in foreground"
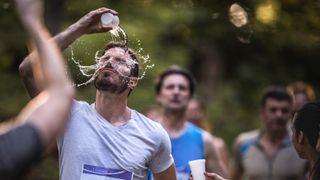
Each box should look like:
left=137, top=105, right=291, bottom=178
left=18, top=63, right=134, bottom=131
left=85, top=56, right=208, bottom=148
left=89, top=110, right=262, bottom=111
left=19, top=7, right=117, bottom=98
left=0, top=0, right=74, bottom=178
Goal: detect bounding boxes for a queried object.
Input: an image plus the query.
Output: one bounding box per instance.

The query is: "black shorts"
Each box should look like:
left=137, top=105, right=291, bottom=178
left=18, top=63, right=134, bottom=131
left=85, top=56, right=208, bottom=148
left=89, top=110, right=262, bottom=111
left=0, top=123, right=43, bottom=179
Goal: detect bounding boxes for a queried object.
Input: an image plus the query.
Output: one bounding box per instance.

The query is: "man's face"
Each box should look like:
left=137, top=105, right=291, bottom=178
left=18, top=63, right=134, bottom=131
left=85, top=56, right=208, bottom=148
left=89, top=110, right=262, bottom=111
left=94, top=47, right=135, bottom=93
left=157, top=74, right=191, bottom=111
left=261, top=98, right=292, bottom=133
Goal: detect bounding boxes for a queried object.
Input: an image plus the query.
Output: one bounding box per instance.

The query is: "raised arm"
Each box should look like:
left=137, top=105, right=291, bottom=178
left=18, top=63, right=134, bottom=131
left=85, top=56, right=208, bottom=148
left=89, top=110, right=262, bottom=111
left=13, top=0, right=74, bottom=146
left=0, top=0, right=74, bottom=178
left=203, top=132, right=229, bottom=178
left=19, top=7, right=118, bottom=98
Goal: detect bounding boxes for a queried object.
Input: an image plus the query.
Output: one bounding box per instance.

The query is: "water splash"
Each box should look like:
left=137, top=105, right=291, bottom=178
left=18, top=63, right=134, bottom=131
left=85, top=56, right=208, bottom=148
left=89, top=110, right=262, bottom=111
left=69, top=27, right=154, bottom=87
left=110, top=26, right=128, bottom=48
left=69, top=46, right=99, bottom=87
left=134, top=39, right=154, bottom=79
left=229, top=3, right=248, bottom=28
left=229, top=3, right=253, bottom=44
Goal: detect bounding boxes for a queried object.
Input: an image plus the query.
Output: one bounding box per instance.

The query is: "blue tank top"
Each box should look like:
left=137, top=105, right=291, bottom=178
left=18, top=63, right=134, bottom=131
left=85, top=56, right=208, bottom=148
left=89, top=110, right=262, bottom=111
left=171, top=122, right=204, bottom=180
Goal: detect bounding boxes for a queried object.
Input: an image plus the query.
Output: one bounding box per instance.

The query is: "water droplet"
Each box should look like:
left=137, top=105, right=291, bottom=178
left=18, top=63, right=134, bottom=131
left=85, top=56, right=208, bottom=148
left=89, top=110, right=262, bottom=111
left=229, top=3, right=248, bottom=28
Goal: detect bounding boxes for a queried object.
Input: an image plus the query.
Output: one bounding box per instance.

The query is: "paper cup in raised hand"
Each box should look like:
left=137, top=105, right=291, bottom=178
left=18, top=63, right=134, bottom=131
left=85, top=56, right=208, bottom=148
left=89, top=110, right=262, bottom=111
left=188, top=159, right=206, bottom=180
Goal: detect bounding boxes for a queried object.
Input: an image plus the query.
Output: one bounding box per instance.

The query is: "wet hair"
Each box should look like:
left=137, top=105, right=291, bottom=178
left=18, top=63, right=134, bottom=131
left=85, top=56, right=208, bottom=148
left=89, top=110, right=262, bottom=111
left=261, top=86, right=293, bottom=107
left=104, top=42, right=139, bottom=78
left=155, top=65, right=196, bottom=96
left=294, top=101, right=320, bottom=148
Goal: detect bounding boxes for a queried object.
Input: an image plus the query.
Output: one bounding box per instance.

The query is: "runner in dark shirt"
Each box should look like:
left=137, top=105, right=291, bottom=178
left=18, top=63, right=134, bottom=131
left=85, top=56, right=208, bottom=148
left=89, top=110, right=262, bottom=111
left=0, top=124, right=42, bottom=179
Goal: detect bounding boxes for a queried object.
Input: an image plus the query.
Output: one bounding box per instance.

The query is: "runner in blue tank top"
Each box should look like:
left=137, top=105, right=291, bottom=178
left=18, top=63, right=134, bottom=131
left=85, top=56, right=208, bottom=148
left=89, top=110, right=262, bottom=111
left=154, top=66, right=229, bottom=180
left=171, top=122, right=204, bottom=178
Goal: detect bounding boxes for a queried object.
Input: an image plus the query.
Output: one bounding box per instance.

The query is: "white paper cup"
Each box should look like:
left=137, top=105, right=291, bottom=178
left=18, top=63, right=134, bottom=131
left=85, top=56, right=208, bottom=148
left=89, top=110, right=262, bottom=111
left=188, top=159, right=206, bottom=180
left=101, top=13, right=113, bottom=27
left=111, top=15, right=120, bottom=28
left=101, top=13, right=120, bottom=29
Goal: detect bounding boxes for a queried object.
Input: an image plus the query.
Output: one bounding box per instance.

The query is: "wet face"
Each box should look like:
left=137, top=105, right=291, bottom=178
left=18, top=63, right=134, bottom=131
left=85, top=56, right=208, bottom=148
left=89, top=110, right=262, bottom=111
left=157, top=74, right=191, bottom=111
left=261, top=98, right=292, bottom=133
left=94, top=47, right=135, bottom=93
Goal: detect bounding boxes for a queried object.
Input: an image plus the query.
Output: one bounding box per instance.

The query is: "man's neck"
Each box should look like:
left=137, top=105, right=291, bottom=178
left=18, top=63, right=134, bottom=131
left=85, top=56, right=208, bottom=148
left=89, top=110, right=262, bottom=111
left=95, top=90, right=130, bottom=126
left=160, top=108, right=187, bottom=137
left=263, top=129, right=287, bottom=144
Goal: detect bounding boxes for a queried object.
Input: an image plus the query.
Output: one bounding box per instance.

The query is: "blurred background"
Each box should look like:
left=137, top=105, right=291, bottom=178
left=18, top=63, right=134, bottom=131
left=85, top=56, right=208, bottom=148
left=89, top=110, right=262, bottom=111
left=1, top=0, right=320, bottom=179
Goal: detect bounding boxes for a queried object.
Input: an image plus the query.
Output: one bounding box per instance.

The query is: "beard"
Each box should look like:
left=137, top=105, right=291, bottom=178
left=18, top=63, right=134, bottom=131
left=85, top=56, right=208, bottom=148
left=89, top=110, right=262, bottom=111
left=94, top=73, right=129, bottom=94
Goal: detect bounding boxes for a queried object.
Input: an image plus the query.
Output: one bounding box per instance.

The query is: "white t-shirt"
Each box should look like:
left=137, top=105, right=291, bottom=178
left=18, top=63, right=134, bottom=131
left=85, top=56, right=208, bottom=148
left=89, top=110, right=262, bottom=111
left=58, top=100, right=173, bottom=180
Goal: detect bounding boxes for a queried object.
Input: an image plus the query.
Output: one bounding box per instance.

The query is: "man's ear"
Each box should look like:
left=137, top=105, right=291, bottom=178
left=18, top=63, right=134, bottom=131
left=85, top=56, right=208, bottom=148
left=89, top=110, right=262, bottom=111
left=128, top=78, right=138, bottom=90
left=298, top=131, right=304, bottom=144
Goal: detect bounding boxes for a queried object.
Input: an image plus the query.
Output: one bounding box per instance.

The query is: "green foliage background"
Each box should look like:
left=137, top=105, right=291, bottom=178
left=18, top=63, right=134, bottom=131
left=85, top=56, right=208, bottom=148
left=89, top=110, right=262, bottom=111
left=1, top=0, right=320, bottom=178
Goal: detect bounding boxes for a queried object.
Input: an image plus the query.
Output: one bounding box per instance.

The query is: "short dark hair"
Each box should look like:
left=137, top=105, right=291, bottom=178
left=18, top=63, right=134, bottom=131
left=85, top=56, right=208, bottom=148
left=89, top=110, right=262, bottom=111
left=294, top=101, right=320, bottom=148
left=261, top=86, right=293, bottom=107
left=155, top=65, right=196, bottom=96
left=104, top=42, right=139, bottom=78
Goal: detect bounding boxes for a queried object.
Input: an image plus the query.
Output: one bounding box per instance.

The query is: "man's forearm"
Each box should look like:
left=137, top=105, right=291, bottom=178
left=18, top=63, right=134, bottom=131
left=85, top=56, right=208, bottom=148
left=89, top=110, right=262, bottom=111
left=53, top=23, right=84, bottom=50
left=19, top=7, right=116, bottom=98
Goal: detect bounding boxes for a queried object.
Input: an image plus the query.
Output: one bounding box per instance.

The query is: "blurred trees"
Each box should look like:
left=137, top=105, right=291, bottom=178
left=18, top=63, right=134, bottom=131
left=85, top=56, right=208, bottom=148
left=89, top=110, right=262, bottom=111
left=1, top=0, right=320, bottom=178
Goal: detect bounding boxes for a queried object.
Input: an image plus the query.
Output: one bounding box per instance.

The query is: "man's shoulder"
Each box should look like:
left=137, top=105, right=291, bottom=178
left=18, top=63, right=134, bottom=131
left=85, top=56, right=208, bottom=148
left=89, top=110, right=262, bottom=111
left=236, top=129, right=260, bottom=143
left=71, top=100, right=92, bottom=113
left=73, top=99, right=91, bottom=106
left=132, top=110, right=157, bottom=122
left=186, top=122, right=204, bottom=134
left=131, top=110, right=164, bottom=131
left=231, top=129, right=260, bottom=159
left=234, top=129, right=260, bottom=150
left=132, top=110, right=171, bottom=145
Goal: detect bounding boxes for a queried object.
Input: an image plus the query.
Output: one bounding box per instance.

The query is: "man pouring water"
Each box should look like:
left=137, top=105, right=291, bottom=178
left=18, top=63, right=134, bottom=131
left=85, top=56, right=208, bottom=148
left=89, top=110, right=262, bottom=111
left=19, top=7, right=176, bottom=180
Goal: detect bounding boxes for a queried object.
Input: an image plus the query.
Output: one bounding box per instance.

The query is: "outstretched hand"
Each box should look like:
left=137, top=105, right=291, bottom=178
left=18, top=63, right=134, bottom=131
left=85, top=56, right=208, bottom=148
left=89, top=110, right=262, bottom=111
left=73, top=7, right=118, bottom=34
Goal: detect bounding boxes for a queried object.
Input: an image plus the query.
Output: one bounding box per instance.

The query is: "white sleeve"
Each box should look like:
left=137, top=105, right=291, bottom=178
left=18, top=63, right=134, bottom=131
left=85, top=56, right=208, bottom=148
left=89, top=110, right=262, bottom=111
left=70, top=100, right=83, bottom=115
left=149, top=125, right=174, bottom=173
